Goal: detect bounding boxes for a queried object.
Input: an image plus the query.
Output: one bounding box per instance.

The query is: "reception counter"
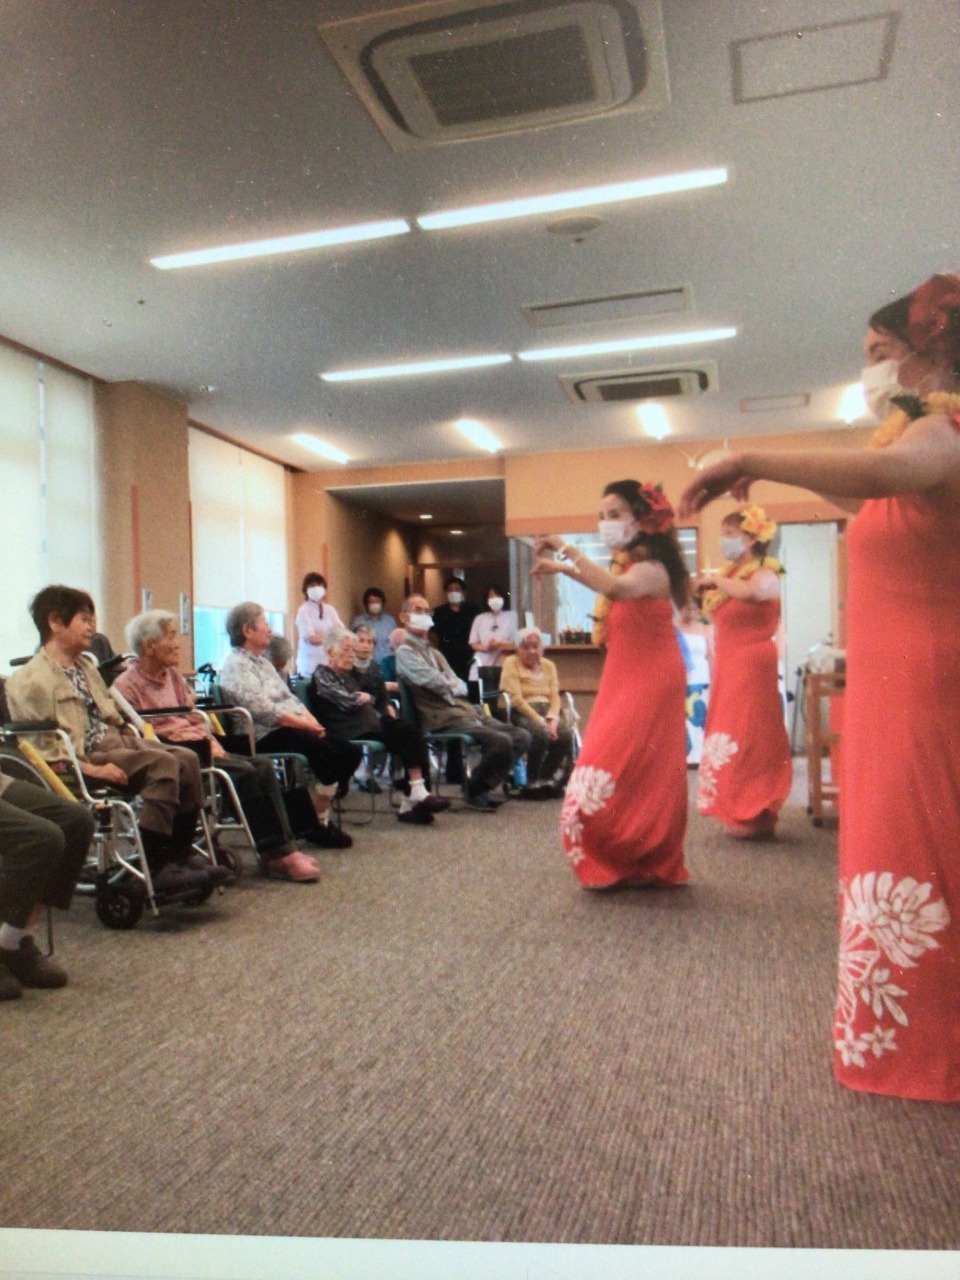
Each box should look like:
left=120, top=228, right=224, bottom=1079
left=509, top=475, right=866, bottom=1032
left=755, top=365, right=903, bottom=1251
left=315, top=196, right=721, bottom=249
left=545, top=644, right=604, bottom=729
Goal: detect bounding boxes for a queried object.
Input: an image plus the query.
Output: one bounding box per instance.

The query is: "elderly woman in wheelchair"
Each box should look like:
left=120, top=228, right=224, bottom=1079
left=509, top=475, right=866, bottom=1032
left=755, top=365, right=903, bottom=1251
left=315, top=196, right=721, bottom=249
left=6, top=585, right=224, bottom=900
left=114, top=609, right=322, bottom=883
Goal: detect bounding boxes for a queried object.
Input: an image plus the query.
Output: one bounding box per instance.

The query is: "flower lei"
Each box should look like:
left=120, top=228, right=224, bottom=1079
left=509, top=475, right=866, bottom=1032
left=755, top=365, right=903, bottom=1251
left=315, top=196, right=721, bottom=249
left=700, top=555, right=785, bottom=619
left=869, top=391, right=960, bottom=449
left=591, top=550, right=631, bottom=646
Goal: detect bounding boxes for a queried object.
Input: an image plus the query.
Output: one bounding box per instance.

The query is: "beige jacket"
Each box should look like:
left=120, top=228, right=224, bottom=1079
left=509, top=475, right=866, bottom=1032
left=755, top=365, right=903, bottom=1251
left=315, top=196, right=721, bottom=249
left=6, top=648, right=124, bottom=765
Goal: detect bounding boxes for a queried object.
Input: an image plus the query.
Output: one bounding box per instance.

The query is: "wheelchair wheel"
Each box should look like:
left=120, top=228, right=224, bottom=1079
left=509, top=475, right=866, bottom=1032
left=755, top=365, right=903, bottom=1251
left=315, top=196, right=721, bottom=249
left=95, top=883, right=144, bottom=930
left=184, top=880, right=216, bottom=907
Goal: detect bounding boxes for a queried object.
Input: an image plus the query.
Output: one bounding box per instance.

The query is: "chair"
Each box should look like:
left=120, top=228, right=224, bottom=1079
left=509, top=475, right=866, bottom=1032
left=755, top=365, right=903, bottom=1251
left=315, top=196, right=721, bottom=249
left=396, top=680, right=477, bottom=800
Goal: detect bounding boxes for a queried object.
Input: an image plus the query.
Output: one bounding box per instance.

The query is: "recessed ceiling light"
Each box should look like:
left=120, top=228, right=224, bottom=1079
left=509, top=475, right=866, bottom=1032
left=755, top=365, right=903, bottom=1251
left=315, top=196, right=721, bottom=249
left=454, top=418, right=502, bottom=453
left=449, top=529, right=465, bottom=536
left=517, top=327, right=737, bottom=362
left=289, top=432, right=350, bottom=465
left=151, top=219, right=411, bottom=270
left=637, top=403, right=671, bottom=440
left=419, top=513, right=433, bottom=520
left=320, top=353, right=511, bottom=383
left=416, top=168, right=728, bottom=231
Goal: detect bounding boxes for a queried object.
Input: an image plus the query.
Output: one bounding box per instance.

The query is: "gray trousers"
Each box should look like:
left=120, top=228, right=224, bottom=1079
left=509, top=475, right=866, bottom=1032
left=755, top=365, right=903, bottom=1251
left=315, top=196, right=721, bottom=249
left=0, top=781, right=94, bottom=927
left=442, top=717, right=531, bottom=792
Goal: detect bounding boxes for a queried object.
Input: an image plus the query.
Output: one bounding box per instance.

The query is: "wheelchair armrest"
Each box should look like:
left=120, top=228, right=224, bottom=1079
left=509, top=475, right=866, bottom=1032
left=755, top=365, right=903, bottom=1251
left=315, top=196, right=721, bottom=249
left=2, top=718, right=61, bottom=732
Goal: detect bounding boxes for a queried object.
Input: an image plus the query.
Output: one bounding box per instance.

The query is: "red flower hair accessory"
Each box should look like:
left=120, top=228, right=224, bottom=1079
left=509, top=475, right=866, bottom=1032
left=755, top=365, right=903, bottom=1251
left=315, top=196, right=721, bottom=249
left=636, top=482, right=675, bottom=534
left=907, top=273, right=960, bottom=360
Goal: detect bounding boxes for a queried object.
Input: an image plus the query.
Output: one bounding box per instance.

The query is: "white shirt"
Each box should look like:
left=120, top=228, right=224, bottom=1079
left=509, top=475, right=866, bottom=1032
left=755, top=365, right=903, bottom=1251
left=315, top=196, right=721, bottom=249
left=468, top=609, right=518, bottom=672
left=295, top=599, right=343, bottom=676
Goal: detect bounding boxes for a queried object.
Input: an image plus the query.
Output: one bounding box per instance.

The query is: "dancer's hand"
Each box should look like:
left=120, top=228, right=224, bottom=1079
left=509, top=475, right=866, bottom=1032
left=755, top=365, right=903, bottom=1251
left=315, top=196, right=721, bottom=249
left=678, top=456, right=753, bottom=516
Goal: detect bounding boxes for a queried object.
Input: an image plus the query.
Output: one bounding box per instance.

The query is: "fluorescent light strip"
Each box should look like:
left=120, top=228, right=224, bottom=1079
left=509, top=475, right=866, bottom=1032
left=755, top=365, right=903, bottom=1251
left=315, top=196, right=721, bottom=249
left=289, top=433, right=350, bottom=465
left=151, top=220, right=411, bottom=270
left=454, top=418, right=502, bottom=453
left=417, top=168, right=728, bottom=231
left=518, top=327, right=737, bottom=363
left=321, top=353, right=511, bottom=383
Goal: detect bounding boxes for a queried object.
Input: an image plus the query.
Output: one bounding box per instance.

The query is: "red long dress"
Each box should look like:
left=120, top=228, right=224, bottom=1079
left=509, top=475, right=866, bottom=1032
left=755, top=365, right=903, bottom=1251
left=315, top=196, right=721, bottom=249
left=561, top=595, right=688, bottom=888
left=696, top=588, right=791, bottom=830
left=834, top=486, right=960, bottom=1100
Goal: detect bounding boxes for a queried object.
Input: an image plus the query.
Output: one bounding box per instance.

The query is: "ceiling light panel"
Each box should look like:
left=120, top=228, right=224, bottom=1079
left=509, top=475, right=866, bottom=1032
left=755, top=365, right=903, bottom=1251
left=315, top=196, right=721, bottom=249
left=417, top=168, right=728, bottom=230
left=151, top=220, right=411, bottom=270
left=732, top=13, right=898, bottom=105
left=454, top=418, right=502, bottom=453
left=321, top=354, right=512, bottom=383
left=518, top=327, right=736, bottom=362
left=289, top=433, right=350, bottom=464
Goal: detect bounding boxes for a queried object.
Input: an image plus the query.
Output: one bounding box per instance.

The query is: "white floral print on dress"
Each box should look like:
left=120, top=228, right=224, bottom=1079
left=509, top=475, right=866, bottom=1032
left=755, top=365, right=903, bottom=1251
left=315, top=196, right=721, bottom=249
left=834, top=871, right=950, bottom=1068
left=696, top=732, right=738, bottom=812
left=561, top=765, right=616, bottom=866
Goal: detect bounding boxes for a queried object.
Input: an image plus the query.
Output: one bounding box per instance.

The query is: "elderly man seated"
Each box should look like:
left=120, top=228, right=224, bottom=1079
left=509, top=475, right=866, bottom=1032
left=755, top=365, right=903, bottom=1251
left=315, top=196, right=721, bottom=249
left=113, top=610, right=322, bottom=883
left=498, top=628, right=573, bottom=798
left=395, top=595, right=531, bottom=812
left=218, top=602, right=360, bottom=849
left=0, top=764, right=94, bottom=999
left=310, top=626, right=450, bottom=824
left=6, top=585, right=218, bottom=897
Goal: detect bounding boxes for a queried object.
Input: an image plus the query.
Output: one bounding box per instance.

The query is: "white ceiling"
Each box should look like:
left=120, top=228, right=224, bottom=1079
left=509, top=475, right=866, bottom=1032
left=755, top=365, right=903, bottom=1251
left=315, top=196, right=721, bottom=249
left=1, top=1, right=957, bottom=475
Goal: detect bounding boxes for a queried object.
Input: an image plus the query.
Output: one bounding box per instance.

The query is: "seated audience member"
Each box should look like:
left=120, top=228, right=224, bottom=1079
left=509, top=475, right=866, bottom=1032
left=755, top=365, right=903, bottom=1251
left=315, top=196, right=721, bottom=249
left=396, top=595, right=531, bottom=813
left=113, top=611, right=321, bottom=882
left=0, top=764, right=94, bottom=999
left=6, top=585, right=216, bottom=895
left=311, top=627, right=450, bottom=824
left=499, top=628, right=573, bottom=798
left=354, top=622, right=398, bottom=695
left=266, top=634, right=294, bottom=679
left=295, top=572, right=343, bottom=677
left=219, top=602, right=359, bottom=849
left=431, top=576, right=478, bottom=682
left=351, top=588, right=398, bottom=680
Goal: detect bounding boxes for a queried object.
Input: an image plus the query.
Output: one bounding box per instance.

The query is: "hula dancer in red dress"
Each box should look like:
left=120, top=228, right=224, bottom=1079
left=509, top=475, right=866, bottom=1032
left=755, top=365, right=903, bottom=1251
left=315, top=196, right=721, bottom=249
left=694, top=506, right=791, bottom=839
left=680, top=271, right=960, bottom=1101
left=533, top=480, right=690, bottom=890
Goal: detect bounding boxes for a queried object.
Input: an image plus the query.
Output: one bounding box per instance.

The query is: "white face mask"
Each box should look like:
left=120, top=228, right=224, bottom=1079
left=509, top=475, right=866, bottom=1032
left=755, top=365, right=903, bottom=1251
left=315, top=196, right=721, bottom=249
left=598, top=518, right=635, bottom=550
left=860, top=358, right=902, bottom=420
left=354, top=656, right=372, bottom=670
left=408, top=612, right=433, bottom=631
left=446, top=591, right=463, bottom=605
left=367, top=601, right=383, bottom=616
left=720, top=535, right=748, bottom=561
left=488, top=596, right=504, bottom=613
left=306, top=585, right=325, bottom=603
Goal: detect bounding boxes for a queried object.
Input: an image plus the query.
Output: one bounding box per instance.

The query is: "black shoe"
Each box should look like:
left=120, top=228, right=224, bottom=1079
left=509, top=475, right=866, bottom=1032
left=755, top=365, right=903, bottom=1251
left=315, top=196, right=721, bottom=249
left=464, top=791, right=500, bottom=813
left=418, top=793, right=451, bottom=813
left=305, top=824, right=354, bottom=850
left=0, top=966, right=23, bottom=1000
left=397, top=802, right=434, bottom=825
left=519, top=785, right=551, bottom=800
left=0, top=937, right=67, bottom=989
left=152, top=863, right=212, bottom=897
left=185, top=854, right=233, bottom=886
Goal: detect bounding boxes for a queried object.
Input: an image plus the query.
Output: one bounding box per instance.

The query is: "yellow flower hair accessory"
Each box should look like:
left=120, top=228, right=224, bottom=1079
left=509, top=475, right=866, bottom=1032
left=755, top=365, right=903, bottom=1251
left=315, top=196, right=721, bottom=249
left=740, top=504, right=777, bottom=543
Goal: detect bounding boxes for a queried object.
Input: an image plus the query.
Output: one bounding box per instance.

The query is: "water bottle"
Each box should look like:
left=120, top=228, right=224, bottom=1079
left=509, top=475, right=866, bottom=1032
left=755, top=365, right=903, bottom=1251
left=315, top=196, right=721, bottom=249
left=513, top=757, right=527, bottom=788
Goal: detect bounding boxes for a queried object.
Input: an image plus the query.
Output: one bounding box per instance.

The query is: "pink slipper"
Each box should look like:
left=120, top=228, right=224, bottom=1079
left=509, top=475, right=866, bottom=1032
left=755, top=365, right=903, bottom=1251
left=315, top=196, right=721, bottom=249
left=266, top=850, right=321, bottom=882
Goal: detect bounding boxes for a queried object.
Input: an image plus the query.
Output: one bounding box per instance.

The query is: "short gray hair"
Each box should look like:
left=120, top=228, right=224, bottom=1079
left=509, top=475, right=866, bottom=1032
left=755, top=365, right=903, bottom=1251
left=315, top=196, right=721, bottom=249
left=353, top=622, right=376, bottom=639
left=125, top=609, right=177, bottom=656
left=226, top=601, right=265, bottom=648
left=516, top=627, right=543, bottom=647
left=267, top=634, right=292, bottom=667
left=323, top=623, right=354, bottom=653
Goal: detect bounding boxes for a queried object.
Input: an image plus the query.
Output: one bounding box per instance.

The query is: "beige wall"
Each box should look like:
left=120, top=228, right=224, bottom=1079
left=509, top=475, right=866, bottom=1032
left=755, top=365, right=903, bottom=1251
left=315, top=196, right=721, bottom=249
left=503, top=427, right=874, bottom=567
left=96, top=382, right=194, bottom=666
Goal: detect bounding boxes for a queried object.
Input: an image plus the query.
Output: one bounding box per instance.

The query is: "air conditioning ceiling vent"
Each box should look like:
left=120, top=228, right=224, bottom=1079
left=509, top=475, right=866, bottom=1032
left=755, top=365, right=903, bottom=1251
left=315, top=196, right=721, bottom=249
left=319, top=0, right=670, bottom=150
left=560, top=361, right=718, bottom=404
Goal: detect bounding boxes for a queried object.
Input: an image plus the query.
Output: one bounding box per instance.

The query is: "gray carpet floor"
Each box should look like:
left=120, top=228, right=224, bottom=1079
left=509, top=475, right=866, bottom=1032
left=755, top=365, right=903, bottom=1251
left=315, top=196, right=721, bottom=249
left=2, top=766, right=958, bottom=1249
